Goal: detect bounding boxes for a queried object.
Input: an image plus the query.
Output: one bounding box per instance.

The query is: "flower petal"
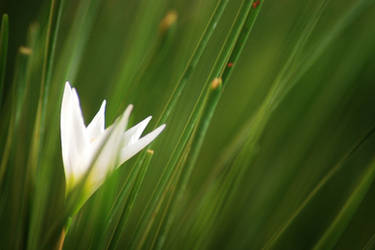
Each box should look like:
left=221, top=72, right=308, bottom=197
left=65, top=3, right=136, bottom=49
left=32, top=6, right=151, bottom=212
left=87, top=100, right=106, bottom=141
left=61, top=82, right=74, bottom=181
left=87, top=105, right=133, bottom=190
left=61, top=82, right=89, bottom=188
left=119, top=124, right=165, bottom=164
left=121, top=116, right=152, bottom=148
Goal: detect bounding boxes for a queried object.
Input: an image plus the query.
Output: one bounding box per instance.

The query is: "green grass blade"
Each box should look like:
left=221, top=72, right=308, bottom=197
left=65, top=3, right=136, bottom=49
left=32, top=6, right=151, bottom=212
left=155, top=78, right=223, bottom=250
left=217, top=0, right=371, bottom=171
left=0, top=14, right=8, bottom=109
left=0, top=47, right=31, bottom=186
left=216, top=0, right=330, bottom=174
left=27, top=0, right=62, bottom=176
left=154, top=0, right=230, bottom=126
left=102, top=0, right=230, bottom=247
left=155, top=3, right=265, bottom=247
left=108, top=150, right=154, bottom=250
left=0, top=44, right=32, bottom=249
left=129, top=1, right=257, bottom=248
left=95, top=150, right=151, bottom=250
left=313, top=159, right=375, bottom=250
left=57, top=0, right=101, bottom=82
left=263, top=125, right=375, bottom=249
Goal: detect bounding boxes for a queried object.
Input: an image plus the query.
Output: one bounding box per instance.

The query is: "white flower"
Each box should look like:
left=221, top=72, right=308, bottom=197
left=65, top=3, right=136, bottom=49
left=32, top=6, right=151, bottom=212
left=60, top=82, right=165, bottom=198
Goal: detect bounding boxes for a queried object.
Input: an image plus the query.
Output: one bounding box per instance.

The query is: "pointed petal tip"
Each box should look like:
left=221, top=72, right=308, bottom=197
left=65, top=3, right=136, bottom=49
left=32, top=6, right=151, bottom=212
left=63, top=81, right=72, bottom=95
left=157, top=124, right=166, bottom=132
left=100, top=100, right=107, bottom=110
left=123, top=104, right=134, bottom=119
left=118, top=122, right=165, bottom=164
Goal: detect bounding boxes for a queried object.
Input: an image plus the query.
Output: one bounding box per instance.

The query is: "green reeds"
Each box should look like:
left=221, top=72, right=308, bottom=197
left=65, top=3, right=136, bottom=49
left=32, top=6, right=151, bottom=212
left=1, top=0, right=375, bottom=249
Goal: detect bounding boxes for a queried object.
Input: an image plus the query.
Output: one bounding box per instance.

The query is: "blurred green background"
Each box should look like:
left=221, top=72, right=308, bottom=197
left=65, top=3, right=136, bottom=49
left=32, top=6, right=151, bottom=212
left=1, top=0, right=375, bottom=249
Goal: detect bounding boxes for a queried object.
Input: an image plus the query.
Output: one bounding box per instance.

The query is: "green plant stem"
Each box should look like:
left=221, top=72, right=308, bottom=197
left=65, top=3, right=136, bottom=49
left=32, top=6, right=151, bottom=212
left=104, top=2, right=229, bottom=244
left=0, top=48, right=31, bottom=187
left=155, top=79, right=223, bottom=250
left=0, top=14, right=8, bottom=109
left=28, top=0, right=62, bottom=176
left=108, top=150, right=154, bottom=250
left=130, top=1, right=256, bottom=249
left=154, top=2, right=264, bottom=248
left=215, top=0, right=329, bottom=195
left=155, top=0, right=229, bottom=126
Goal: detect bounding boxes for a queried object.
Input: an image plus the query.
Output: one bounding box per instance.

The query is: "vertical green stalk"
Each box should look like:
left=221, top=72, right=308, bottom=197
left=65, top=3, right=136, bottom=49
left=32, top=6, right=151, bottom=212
left=154, top=0, right=229, bottom=126
left=155, top=78, right=223, bottom=250
left=9, top=49, right=33, bottom=250
left=154, top=1, right=264, bottom=248
left=125, top=11, right=178, bottom=104
left=26, top=1, right=65, bottom=248
left=104, top=0, right=229, bottom=247
left=0, top=47, right=31, bottom=187
left=129, top=1, right=256, bottom=249
left=0, top=14, right=8, bottom=109
left=28, top=0, right=63, bottom=175
left=59, top=0, right=101, bottom=82
left=95, top=148, right=150, bottom=249
left=108, top=150, right=154, bottom=250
